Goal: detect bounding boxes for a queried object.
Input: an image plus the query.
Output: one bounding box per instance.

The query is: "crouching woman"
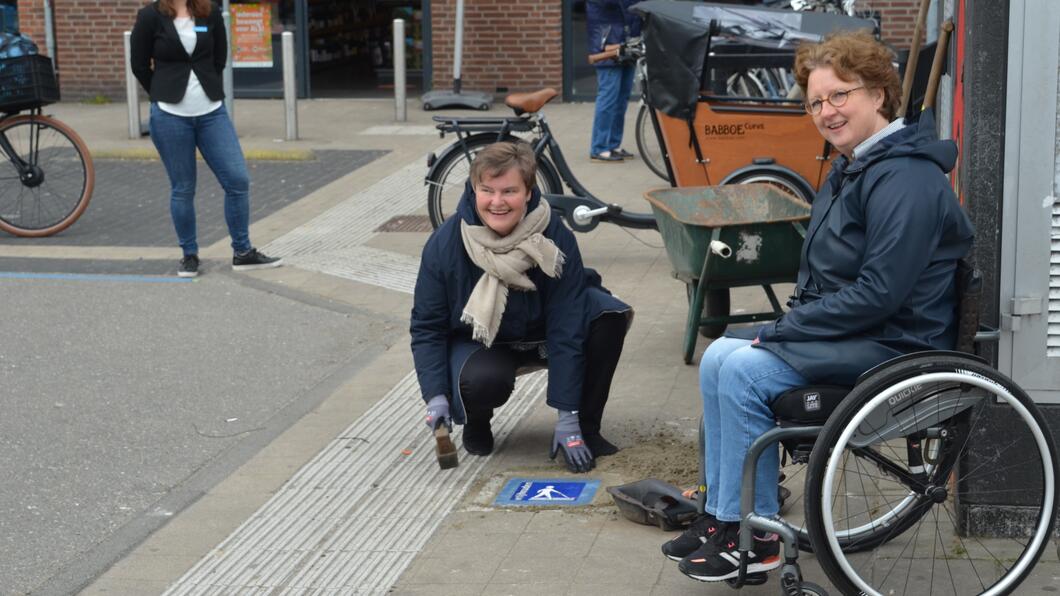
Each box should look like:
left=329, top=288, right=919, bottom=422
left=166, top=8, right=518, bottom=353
left=410, top=141, right=631, bottom=473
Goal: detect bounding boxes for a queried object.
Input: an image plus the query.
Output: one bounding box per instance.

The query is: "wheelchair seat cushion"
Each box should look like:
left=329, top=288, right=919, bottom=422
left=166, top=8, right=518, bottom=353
left=771, top=384, right=852, bottom=426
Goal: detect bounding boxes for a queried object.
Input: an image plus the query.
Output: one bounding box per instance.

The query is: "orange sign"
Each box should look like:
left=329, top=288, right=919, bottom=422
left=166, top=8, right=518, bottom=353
left=232, top=4, right=272, bottom=68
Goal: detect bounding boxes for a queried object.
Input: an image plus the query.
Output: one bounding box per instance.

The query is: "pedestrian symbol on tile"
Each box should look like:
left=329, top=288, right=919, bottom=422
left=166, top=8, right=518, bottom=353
left=494, top=478, right=600, bottom=507
left=529, top=485, right=571, bottom=501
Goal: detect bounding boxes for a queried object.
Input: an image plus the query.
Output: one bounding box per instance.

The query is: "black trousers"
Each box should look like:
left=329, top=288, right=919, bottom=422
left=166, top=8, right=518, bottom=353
left=458, top=312, right=628, bottom=436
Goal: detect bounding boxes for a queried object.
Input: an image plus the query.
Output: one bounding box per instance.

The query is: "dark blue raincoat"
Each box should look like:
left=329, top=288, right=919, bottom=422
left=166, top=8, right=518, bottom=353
left=735, top=110, right=975, bottom=385
left=410, top=184, right=631, bottom=424
left=586, top=0, right=642, bottom=64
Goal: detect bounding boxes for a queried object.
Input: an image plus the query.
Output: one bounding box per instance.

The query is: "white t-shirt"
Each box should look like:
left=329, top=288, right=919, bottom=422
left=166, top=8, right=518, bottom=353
left=157, top=17, right=224, bottom=117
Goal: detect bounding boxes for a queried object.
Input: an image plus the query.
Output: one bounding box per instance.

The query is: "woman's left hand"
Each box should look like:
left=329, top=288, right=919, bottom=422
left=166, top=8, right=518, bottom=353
left=550, top=410, right=596, bottom=473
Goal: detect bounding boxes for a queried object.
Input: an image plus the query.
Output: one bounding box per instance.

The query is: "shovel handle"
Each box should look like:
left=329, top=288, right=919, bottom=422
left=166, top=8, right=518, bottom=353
left=922, top=20, right=955, bottom=111
left=899, top=0, right=932, bottom=117
left=588, top=44, right=621, bottom=65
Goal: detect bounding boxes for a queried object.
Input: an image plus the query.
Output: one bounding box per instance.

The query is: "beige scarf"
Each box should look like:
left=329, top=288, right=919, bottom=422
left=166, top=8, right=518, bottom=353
left=460, top=201, right=565, bottom=347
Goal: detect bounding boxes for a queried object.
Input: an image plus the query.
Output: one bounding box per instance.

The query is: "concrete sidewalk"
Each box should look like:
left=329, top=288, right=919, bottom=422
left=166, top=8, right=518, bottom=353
left=11, top=98, right=1058, bottom=595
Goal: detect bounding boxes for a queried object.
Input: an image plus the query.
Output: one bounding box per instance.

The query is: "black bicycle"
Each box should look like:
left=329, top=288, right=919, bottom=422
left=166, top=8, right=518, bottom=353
left=425, top=85, right=658, bottom=234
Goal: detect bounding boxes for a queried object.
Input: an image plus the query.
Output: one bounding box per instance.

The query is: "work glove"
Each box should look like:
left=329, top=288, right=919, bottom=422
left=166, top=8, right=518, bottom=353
left=550, top=410, right=595, bottom=473
left=425, top=395, right=452, bottom=432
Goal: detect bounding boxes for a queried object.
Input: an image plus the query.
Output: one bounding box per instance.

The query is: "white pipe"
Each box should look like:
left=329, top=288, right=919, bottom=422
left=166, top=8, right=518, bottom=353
left=222, top=0, right=234, bottom=118
left=42, top=0, right=56, bottom=70
left=123, top=31, right=141, bottom=139
left=393, top=19, right=406, bottom=121
left=282, top=31, right=297, bottom=140
left=452, top=0, right=464, bottom=88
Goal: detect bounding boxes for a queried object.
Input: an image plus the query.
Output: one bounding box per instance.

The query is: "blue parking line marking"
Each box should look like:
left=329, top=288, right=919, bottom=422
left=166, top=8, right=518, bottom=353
left=0, top=272, right=194, bottom=283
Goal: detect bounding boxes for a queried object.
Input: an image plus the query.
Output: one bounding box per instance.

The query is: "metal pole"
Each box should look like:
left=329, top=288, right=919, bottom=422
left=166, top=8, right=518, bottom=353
left=452, top=0, right=464, bottom=93
left=43, top=0, right=56, bottom=71
left=282, top=31, right=298, bottom=140
left=222, top=0, right=234, bottom=118
left=393, top=19, right=406, bottom=122
left=123, top=31, right=142, bottom=140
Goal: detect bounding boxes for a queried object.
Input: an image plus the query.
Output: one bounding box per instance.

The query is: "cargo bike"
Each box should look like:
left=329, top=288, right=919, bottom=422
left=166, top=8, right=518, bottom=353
left=423, top=2, right=873, bottom=338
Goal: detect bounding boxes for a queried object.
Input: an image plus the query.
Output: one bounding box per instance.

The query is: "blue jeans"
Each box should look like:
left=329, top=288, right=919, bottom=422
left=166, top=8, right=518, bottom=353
left=149, top=104, right=252, bottom=256
left=700, top=337, right=808, bottom=522
left=590, top=64, right=635, bottom=156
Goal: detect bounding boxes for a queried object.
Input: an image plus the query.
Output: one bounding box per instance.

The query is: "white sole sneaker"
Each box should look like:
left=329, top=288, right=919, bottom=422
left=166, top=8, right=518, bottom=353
left=232, top=258, right=284, bottom=272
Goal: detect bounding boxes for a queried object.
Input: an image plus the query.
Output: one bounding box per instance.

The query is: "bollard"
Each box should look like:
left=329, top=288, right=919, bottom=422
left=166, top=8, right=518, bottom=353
left=282, top=31, right=298, bottom=140
left=222, top=0, right=234, bottom=119
left=393, top=19, right=406, bottom=122
left=123, top=31, right=142, bottom=140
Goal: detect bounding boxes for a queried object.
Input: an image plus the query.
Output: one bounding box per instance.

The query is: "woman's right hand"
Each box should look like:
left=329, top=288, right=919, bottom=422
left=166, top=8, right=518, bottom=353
left=425, top=395, right=452, bottom=432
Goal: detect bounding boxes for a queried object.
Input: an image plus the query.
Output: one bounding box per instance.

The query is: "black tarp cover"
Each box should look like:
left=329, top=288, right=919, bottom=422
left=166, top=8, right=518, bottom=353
left=631, top=0, right=876, bottom=120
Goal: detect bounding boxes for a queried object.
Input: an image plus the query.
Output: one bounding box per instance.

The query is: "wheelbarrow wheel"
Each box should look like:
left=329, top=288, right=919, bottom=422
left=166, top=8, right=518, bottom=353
left=685, top=286, right=730, bottom=339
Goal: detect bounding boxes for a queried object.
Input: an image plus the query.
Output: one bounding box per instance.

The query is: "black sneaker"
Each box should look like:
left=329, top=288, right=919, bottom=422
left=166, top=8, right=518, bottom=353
left=611, top=147, right=635, bottom=159
left=661, top=512, right=720, bottom=561
left=678, top=524, right=781, bottom=582
left=178, top=254, right=199, bottom=278
left=232, top=248, right=283, bottom=272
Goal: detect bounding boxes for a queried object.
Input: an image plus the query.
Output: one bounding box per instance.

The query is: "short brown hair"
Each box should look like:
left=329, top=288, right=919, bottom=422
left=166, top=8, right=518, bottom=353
left=158, top=0, right=212, bottom=19
left=794, top=30, right=902, bottom=121
left=469, top=141, right=537, bottom=191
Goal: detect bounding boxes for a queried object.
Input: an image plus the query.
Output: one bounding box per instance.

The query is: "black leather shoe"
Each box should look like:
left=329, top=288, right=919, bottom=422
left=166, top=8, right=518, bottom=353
left=463, top=420, right=494, bottom=455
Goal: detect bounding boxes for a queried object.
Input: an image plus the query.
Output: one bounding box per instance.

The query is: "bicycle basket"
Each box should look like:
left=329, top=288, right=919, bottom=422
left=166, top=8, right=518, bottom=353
left=0, top=54, right=59, bottom=113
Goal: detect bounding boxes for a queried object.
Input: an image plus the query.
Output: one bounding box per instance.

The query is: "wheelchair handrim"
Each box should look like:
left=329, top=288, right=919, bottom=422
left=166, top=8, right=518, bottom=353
left=820, top=372, right=1056, bottom=596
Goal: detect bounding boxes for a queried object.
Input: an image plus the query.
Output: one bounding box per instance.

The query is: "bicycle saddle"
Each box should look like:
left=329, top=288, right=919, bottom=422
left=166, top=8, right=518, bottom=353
left=505, top=88, right=558, bottom=116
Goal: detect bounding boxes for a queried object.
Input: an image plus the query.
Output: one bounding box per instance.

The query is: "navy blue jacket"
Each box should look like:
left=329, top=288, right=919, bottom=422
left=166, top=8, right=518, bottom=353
left=410, top=184, right=630, bottom=423
left=738, top=110, right=974, bottom=385
left=586, top=0, right=642, bottom=66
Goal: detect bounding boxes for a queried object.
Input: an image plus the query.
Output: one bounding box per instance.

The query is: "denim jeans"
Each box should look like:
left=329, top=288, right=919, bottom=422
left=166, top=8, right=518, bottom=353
left=700, top=337, right=808, bottom=522
left=149, top=104, right=252, bottom=256
left=590, top=64, right=635, bottom=156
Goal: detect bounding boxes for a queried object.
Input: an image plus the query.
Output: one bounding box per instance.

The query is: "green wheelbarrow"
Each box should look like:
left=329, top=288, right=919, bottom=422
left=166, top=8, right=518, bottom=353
left=644, top=185, right=810, bottom=364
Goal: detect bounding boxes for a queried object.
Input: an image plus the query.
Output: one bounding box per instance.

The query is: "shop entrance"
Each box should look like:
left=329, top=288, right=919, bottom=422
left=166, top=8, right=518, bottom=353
left=306, top=0, right=425, bottom=98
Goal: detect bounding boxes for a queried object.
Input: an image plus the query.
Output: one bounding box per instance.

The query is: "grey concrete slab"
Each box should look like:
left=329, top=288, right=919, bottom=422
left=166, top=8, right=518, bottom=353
left=0, top=273, right=398, bottom=595
left=0, top=257, right=174, bottom=275
left=0, top=150, right=385, bottom=247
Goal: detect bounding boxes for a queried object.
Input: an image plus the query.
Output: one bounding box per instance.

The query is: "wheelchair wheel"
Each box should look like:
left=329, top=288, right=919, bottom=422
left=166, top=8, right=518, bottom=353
left=805, top=353, right=1058, bottom=595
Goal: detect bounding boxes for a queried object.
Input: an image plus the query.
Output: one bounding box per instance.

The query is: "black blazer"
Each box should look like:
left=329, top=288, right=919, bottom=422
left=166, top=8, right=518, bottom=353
left=130, top=1, right=226, bottom=103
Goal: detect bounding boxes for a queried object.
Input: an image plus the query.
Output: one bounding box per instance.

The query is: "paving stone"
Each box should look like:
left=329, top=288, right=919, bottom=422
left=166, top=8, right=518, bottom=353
left=0, top=150, right=385, bottom=248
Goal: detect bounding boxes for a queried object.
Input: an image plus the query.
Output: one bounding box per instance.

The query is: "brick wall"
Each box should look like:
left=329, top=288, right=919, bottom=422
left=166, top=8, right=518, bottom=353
left=17, top=0, right=142, bottom=100
left=861, top=0, right=929, bottom=50
left=14, top=0, right=930, bottom=102
left=429, top=0, right=561, bottom=94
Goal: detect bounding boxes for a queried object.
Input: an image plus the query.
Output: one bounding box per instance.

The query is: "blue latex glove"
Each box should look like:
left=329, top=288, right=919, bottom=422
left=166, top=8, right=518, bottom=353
left=550, top=410, right=595, bottom=473
left=425, top=395, right=452, bottom=432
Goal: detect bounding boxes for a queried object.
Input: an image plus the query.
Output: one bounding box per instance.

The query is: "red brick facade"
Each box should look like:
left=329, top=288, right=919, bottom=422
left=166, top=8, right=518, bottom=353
left=13, top=0, right=925, bottom=101
left=17, top=0, right=142, bottom=100
left=429, top=0, right=562, bottom=94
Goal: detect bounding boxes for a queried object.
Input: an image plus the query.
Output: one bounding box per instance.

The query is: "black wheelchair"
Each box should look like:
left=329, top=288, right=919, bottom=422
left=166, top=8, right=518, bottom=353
left=693, top=261, right=1059, bottom=595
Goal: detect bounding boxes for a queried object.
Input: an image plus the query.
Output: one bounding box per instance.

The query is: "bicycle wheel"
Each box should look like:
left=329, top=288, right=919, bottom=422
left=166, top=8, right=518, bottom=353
left=805, top=354, right=1058, bottom=596
left=727, top=70, right=768, bottom=98
left=635, top=104, right=669, bottom=181
left=0, top=114, right=94, bottom=237
left=426, top=134, right=563, bottom=229
left=724, top=168, right=814, bottom=205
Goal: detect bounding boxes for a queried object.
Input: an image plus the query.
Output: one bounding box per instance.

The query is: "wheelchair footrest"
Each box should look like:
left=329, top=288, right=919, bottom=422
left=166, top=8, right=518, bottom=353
left=724, top=572, right=769, bottom=587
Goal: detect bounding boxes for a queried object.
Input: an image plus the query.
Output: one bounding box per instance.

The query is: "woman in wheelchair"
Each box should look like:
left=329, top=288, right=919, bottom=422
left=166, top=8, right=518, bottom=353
left=662, top=31, right=977, bottom=584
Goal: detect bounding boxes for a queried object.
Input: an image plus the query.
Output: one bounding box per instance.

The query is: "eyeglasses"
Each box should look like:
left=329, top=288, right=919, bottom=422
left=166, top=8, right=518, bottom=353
left=804, top=86, right=865, bottom=115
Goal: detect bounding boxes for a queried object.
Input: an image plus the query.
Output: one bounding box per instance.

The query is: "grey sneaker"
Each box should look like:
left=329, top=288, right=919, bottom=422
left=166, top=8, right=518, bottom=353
left=178, top=254, right=199, bottom=278
left=232, top=248, right=283, bottom=271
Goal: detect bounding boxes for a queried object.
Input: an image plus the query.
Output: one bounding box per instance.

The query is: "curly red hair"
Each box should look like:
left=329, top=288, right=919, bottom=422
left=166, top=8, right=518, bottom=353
left=794, top=30, right=902, bottom=121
